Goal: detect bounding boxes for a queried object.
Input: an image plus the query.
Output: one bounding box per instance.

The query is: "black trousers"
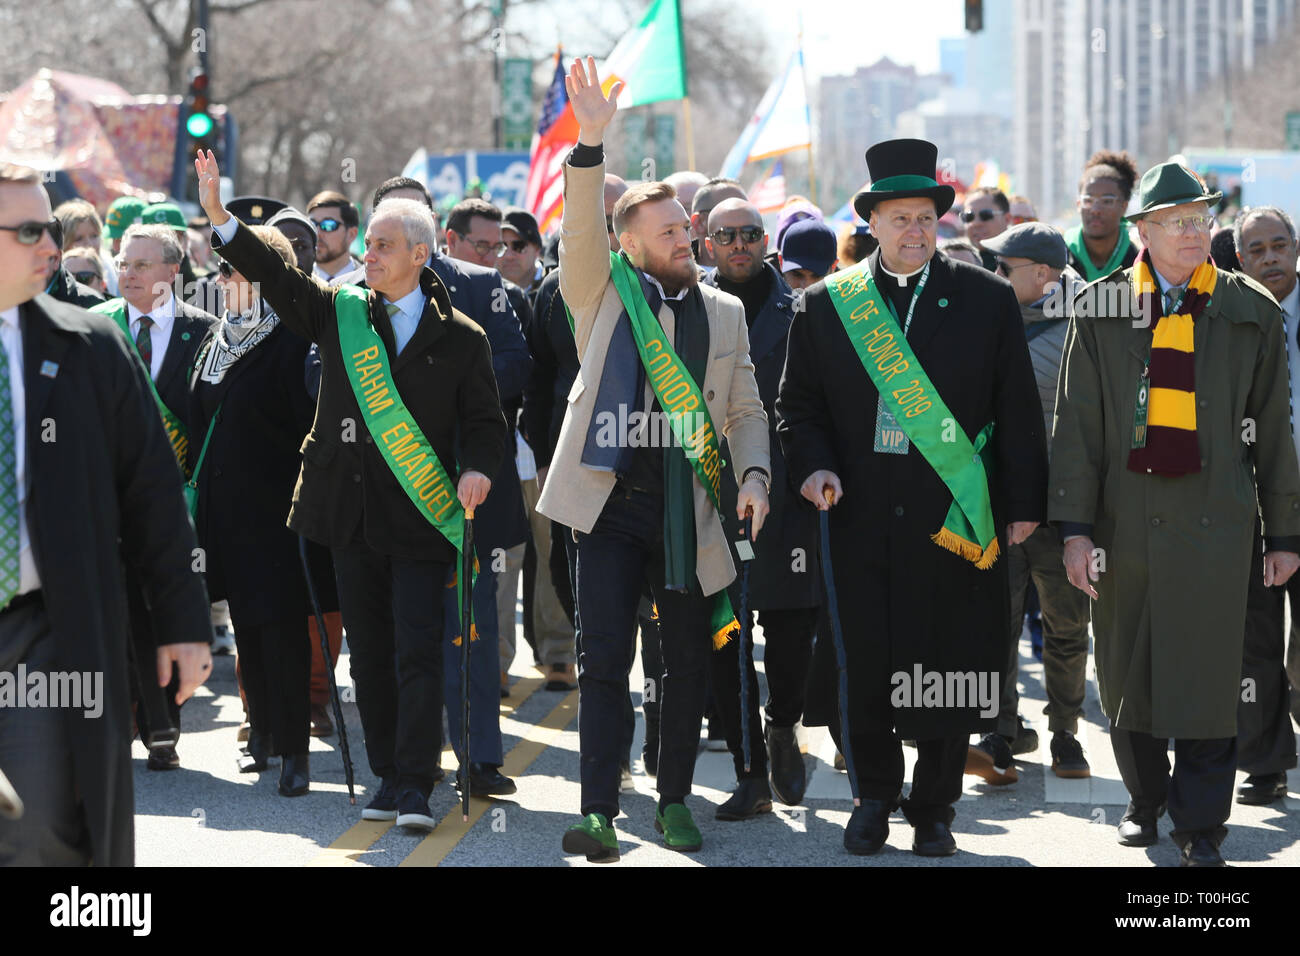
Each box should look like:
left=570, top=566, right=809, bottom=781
left=827, top=716, right=967, bottom=824
left=332, top=543, right=450, bottom=797
left=126, top=568, right=180, bottom=746
left=1239, top=524, right=1299, bottom=775
left=0, top=600, right=93, bottom=865
left=1110, top=724, right=1236, bottom=845
left=709, top=606, right=817, bottom=780
left=234, top=617, right=310, bottom=756
left=573, top=485, right=712, bottom=819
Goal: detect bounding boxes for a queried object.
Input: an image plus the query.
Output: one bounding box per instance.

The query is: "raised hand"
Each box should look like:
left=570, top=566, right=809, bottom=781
left=565, top=56, right=623, bottom=147
left=194, top=149, right=229, bottom=225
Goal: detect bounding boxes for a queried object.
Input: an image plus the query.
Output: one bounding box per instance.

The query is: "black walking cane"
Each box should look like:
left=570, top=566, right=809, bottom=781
left=460, top=508, right=476, bottom=821
left=818, top=487, right=859, bottom=807
left=298, top=536, right=355, bottom=804
left=736, top=506, right=755, bottom=773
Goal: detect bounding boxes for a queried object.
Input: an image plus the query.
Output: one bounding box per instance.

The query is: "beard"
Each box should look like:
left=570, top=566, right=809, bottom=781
left=641, top=246, right=698, bottom=296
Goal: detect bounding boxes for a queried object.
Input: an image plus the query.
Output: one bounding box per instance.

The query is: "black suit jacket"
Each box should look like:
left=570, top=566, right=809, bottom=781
left=18, top=294, right=211, bottom=864
left=212, top=220, right=507, bottom=564
left=151, top=299, right=218, bottom=433
left=521, top=268, right=577, bottom=470
left=188, top=323, right=318, bottom=626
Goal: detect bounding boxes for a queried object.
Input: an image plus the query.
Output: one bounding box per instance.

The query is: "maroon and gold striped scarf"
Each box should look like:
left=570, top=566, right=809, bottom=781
left=1126, top=250, right=1217, bottom=477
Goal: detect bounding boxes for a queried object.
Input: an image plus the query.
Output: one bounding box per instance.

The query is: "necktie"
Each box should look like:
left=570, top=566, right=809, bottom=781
left=1164, top=287, right=1182, bottom=316
left=386, top=302, right=403, bottom=353
left=0, top=334, right=20, bottom=609
left=136, top=315, right=154, bottom=375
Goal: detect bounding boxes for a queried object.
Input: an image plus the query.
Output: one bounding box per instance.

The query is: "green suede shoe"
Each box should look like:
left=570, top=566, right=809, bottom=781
left=562, top=813, right=620, bottom=863
left=654, top=803, right=703, bottom=852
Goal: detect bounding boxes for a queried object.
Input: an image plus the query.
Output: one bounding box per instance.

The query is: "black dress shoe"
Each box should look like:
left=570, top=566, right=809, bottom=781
left=716, top=777, right=773, bottom=820
left=912, top=819, right=958, bottom=857
left=1180, top=833, right=1226, bottom=867
left=238, top=730, right=271, bottom=774
left=146, top=744, right=180, bottom=771
left=278, top=753, right=310, bottom=797
left=1236, top=772, right=1288, bottom=805
left=455, top=763, right=517, bottom=796
left=766, top=724, right=806, bottom=806
left=843, top=799, right=892, bottom=855
left=1117, top=802, right=1161, bottom=847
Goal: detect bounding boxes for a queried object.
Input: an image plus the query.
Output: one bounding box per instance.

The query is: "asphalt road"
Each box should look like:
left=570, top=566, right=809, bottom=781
left=132, top=612, right=1300, bottom=868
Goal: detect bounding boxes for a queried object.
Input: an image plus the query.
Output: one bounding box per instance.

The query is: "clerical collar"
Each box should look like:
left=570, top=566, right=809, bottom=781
left=879, top=261, right=927, bottom=287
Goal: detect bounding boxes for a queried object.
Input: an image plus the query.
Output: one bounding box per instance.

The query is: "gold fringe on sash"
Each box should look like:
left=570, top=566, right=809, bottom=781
left=712, top=619, right=739, bottom=650
left=930, top=528, right=1001, bottom=570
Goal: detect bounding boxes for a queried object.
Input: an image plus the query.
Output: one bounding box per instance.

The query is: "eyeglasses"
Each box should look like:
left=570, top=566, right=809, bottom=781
left=312, top=217, right=344, bottom=233
left=217, top=260, right=235, bottom=278
left=460, top=237, right=507, bottom=257
left=72, top=270, right=102, bottom=285
left=503, top=239, right=533, bottom=254
left=960, top=209, right=999, bottom=223
left=1146, top=214, right=1215, bottom=235
left=0, top=219, right=60, bottom=245
left=1078, top=195, right=1123, bottom=210
left=115, top=258, right=162, bottom=273
left=996, top=259, right=1035, bottom=276
left=709, top=226, right=765, bottom=246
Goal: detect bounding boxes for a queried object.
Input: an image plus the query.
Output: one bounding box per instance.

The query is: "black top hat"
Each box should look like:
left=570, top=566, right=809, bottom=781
left=227, top=196, right=288, bottom=226
left=852, top=139, right=956, bottom=222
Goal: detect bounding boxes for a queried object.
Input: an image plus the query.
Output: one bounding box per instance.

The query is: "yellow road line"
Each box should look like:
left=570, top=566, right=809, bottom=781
left=398, top=688, right=578, bottom=867
left=306, top=672, right=549, bottom=867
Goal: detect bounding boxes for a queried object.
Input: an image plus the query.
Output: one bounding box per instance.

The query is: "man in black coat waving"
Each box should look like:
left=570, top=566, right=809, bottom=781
left=197, top=151, right=507, bottom=833
left=776, top=139, right=1047, bottom=858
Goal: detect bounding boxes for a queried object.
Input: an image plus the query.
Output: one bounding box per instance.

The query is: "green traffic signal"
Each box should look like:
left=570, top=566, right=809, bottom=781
left=186, top=111, right=214, bottom=138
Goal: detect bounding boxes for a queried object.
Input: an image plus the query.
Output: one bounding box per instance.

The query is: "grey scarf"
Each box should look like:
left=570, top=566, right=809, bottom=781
left=198, top=298, right=279, bottom=384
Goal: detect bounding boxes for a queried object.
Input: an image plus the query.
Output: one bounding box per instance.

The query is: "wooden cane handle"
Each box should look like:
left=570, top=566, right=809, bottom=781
left=465, top=507, right=475, bottom=520
left=823, top=487, right=835, bottom=506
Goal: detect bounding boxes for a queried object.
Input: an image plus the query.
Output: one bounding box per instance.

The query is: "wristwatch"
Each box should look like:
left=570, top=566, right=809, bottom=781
left=742, top=467, right=771, bottom=493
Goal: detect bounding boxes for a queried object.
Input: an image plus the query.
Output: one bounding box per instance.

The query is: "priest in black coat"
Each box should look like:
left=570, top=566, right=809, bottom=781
left=776, top=139, right=1048, bottom=857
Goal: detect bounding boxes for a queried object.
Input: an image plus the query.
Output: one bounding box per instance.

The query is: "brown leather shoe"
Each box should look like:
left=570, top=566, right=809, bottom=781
left=309, top=705, right=334, bottom=738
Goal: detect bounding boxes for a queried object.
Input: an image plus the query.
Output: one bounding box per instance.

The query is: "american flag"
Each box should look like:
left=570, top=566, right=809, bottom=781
left=748, top=160, right=786, bottom=214
left=524, top=52, right=579, bottom=235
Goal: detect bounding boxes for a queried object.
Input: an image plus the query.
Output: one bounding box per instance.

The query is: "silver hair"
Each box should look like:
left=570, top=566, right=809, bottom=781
left=1233, top=205, right=1298, bottom=256
left=372, top=197, right=435, bottom=256
left=121, top=223, right=184, bottom=265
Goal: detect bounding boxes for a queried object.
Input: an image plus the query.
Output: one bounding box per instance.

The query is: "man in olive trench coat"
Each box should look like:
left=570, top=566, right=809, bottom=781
left=1050, top=162, right=1300, bottom=867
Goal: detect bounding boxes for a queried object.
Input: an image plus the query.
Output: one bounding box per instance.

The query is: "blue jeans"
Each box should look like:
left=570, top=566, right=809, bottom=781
left=443, top=561, right=504, bottom=767
left=574, top=484, right=712, bottom=819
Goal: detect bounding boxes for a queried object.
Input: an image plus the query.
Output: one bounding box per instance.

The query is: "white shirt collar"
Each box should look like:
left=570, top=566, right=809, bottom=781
left=384, top=285, right=426, bottom=321
left=127, top=293, right=177, bottom=331
left=879, top=260, right=927, bottom=287
left=0, top=306, right=18, bottom=329
left=1279, top=280, right=1300, bottom=322
left=641, top=270, right=690, bottom=302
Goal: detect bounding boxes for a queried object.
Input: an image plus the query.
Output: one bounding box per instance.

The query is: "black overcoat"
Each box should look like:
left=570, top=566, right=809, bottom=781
left=705, top=263, right=820, bottom=611
left=21, top=295, right=212, bottom=865
left=187, top=322, right=317, bottom=627
left=776, top=250, right=1048, bottom=738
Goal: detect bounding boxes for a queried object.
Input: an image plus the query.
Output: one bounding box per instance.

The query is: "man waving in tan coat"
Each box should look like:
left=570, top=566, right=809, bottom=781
left=538, top=57, right=770, bottom=862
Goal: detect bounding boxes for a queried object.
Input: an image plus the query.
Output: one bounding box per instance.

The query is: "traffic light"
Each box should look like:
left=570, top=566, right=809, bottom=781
left=965, top=0, right=983, bottom=32
left=182, top=71, right=218, bottom=203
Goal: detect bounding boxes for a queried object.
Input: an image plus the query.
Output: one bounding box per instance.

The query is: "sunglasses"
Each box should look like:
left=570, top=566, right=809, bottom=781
left=710, top=226, right=765, bottom=246
left=504, top=239, right=533, bottom=254
left=960, top=209, right=999, bottom=223
left=72, top=270, right=102, bottom=285
left=0, top=219, right=60, bottom=245
left=217, top=260, right=235, bottom=278
left=313, top=218, right=344, bottom=233
left=996, top=259, right=1035, bottom=276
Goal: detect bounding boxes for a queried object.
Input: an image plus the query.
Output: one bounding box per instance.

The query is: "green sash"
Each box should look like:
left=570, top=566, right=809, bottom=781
left=1065, top=224, right=1132, bottom=283
left=825, top=261, right=1000, bottom=569
left=334, top=286, right=477, bottom=640
left=91, top=299, right=190, bottom=474
left=604, top=253, right=739, bottom=648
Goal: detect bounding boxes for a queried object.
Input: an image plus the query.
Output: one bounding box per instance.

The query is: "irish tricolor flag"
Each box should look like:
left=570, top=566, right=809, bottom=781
left=603, top=0, right=687, bottom=106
